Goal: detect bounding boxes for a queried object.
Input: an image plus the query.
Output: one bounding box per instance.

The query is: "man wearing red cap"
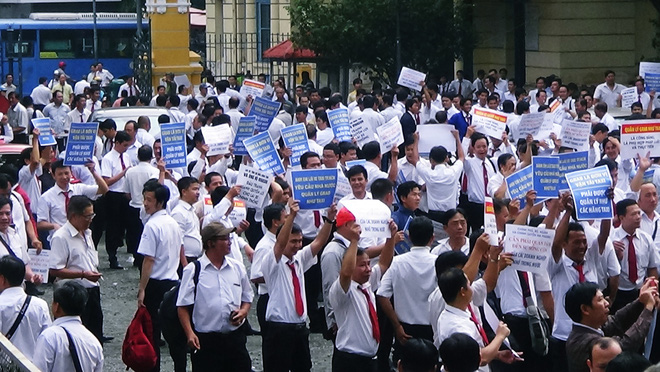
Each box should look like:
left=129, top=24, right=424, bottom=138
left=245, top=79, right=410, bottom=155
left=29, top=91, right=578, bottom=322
left=261, top=198, right=337, bottom=371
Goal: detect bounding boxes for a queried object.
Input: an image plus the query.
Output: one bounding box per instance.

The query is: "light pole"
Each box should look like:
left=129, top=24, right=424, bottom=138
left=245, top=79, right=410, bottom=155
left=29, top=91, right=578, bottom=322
left=93, top=0, right=98, bottom=61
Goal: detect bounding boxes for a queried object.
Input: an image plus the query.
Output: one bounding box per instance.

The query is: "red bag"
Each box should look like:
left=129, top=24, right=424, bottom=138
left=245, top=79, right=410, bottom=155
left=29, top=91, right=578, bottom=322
left=122, top=307, right=157, bottom=372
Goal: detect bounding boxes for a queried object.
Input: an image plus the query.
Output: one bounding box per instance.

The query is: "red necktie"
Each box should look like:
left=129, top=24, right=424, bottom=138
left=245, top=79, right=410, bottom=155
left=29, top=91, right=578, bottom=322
left=573, top=263, right=586, bottom=283
left=119, top=154, right=126, bottom=171
left=468, top=304, right=489, bottom=345
left=461, top=173, right=468, bottom=193
left=313, top=210, right=321, bottom=228
left=359, top=287, right=380, bottom=341
left=482, top=161, right=489, bottom=196
left=520, top=271, right=531, bottom=307
left=627, top=235, right=638, bottom=284
left=62, top=191, right=70, bottom=211
left=287, top=262, right=304, bottom=316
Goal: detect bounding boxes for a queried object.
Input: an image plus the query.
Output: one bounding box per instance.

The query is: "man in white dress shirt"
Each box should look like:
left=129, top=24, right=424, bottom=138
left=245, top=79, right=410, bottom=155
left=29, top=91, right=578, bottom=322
left=66, top=94, right=91, bottom=133
left=171, top=177, right=203, bottom=263
left=361, top=95, right=385, bottom=133
left=177, top=223, right=254, bottom=371
left=33, top=281, right=104, bottom=372
left=93, top=62, right=113, bottom=88
left=594, top=70, right=625, bottom=108
left=0, top=255, right=51, bottom=362
left=30, top=77, right=52, bottom=110
left=462, top=131, right=497, bottom=233
left=136, top=116, right=156, bottom=149
left=361, top=141, right=399, bottom=190
left=637, top=183, right=659, bottom=251
left=118, top=76, right=140, bottom=98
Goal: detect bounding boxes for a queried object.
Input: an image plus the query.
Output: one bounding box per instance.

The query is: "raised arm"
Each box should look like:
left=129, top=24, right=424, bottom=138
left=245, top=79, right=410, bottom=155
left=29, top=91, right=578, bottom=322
left=464, top=233, right=490, bottom=283
left=29, top=129, right=41, bottom=173
left=310, top=204, right=338, bottom=257
left=551, top=192, right=574, bottom=263
left=629, top=152, right=651, bottom=192
left=513, top=190, right=537, bottom=225
left=273, top=198, right=299, bottom=263
left=338, top=223, right=362, bottom=292
left=88, top=161, right=109, bottom=195
left=387, top=146, right=400, bottom=184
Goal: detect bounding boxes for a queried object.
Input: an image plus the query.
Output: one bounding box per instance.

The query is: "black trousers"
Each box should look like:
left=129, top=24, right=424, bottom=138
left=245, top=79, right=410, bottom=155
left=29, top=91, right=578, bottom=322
left=302, top=236, right=324, bottom=332
left=56, top=137, right=67, bottom=153
left=144, top=278, right=178, bottom=372
left=126, top=205, right=145, bottom=268
left=161, top=315, right=188, bottom=372
left=91, top=196, right=106, bottom=248
left=376, top=297, right=395, bottom=372
left=11, top=133, right=28, bottom=144
left=611, top=288, right=639, bottom=314
left=465, top=201, right=485, bottom=234
left=81, top=286, right=103, bottom=343
left=256, top=293, right=269, bottom=336
left=392, top=323, right=433, bottom=365
left=332, top=348, right=377, bottom=372
left=263, top=322, right=311, bottom=372
left=503, top=314, right=549, bottom=372
left=245, top=208, right=264, bottom=248
left=191, top=326, right=252, bottom=372
left=549, top=337, right=567, bottom=372
left=104, top=191, right=128, bottom=263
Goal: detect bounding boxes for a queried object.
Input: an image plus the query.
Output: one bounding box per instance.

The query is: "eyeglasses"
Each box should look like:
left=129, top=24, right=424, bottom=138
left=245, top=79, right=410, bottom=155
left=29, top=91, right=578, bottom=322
left=82, top=213, right=96, bottom=220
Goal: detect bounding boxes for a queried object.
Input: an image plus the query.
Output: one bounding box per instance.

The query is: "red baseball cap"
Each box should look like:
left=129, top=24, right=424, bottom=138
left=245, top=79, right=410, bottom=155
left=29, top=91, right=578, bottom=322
left=336, top=208, right=356, bottom=228
left=59, top=61, right=66, bottom=68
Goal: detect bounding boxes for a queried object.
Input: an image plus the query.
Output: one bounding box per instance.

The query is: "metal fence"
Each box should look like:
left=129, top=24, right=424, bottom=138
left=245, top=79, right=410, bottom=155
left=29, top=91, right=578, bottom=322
left=204, top=32, right=290, bottom=80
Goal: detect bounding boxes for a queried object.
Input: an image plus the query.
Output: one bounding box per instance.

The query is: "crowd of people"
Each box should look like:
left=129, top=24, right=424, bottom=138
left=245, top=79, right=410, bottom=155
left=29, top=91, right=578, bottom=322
left=0, top=63, right=659, bottom=372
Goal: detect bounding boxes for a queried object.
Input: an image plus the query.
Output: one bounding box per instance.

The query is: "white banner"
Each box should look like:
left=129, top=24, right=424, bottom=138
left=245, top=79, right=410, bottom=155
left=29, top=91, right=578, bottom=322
left=397, top=67, right=426, bottom=91
left=201, top=125, right=232, bottom=156
left=472, top=107, right=508, bottom=139
left=239, top=79, right=266, bottom=98
left=376, top=116, right=404, bottom=154
left=504, top=224, right=555, bottom=275
left=559, top=119, right=591, bottom=151
left=350, top=117, right=377, bottom=148
left=417, top=124, right=456, bottom=153
left=235, top=164, right=273, bottom=208
left=341, top=199, right=392, bottom=238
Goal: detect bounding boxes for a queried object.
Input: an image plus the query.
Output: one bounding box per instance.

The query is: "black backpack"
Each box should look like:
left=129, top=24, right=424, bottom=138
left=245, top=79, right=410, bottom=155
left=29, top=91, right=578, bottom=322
left=158, top=261, right=201, bottom=345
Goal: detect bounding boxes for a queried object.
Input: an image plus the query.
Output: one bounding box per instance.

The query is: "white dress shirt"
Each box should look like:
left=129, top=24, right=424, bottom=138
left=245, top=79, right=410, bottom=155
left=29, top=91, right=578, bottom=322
left=361, top=108, right=386, bottom=132
left=176, top=254, right=254, bottom=333
left=37, top=183, right=98, bottom=240
left=136, top=128, right=156, bottom=149
left=376, top=246, right=437, bottom=325
left=436, top=304, right=489, bottom=372
left=171, top=200, right=203, bottom=258
left=33, top=316, right=104, bottom=372
left=0, top=286, right=51, bottom=361
left=66, top=108, right=91, bottom=134
left=118, top=83, right=140, bottom=97
left=594, top=82, right=626, bottom=108
left=316, top=128, right=334, bottom=147
left=398, top=157, right=427, bottom=185
left=495, top=266, right=551, bottom=317
left=250, top=230, right=277, bottom=295
left=30, top=84, right=53, bottom=106
left=101, top=149, right=130, bottom=192
left=123, top=162, right=159, bottom=209
left=0, top=227, right=28, bottom=262
left=431, top=237, right=469, bottom=255
left=364, top=161, right=388, bottom=189
left=415, top=160, right=463, bottom=211
left=464, top=156, right=497, bottom=204
left=263, top=244, right=317, bottom=323
left=611, top=227, right=659, bottom=291
left=381, top=106, right=403, bottom=124
left=18, top=163, right=42, bottom=212
left=50, top=222, right=99, bottom=288
left=640, top=211, right=660, bottom=252
left=9, top=192, right=29, bottom=252
left=428, top=279, right=486, bottom=345
left=137, top=210, right=184, bottom=281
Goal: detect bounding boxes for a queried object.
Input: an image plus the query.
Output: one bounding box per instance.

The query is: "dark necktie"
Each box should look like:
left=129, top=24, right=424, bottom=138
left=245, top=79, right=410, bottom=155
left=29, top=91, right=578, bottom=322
left=627, top=235, right=638, bottom=283
left=313, top=211, right=321, bottom=228
left=482, top=161, right=489, bottom=196
left=119, top=154, right=126, bottom=171
left=359, top=287, right=380, bottom=341
left=287, top=262, right=304, bottom=316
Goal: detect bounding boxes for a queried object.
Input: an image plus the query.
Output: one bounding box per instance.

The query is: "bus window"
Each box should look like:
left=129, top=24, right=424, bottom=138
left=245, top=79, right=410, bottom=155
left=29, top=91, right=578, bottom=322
left=1, top=30, right=36, bottom=58
left=98, top=29, right=135, bottom=58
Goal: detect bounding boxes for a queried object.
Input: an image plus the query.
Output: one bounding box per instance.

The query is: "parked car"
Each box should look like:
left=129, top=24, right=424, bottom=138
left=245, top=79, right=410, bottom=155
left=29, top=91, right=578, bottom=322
left=89, top=106, right=171, bottom=138
left=0, top=143, right=31, bottom=169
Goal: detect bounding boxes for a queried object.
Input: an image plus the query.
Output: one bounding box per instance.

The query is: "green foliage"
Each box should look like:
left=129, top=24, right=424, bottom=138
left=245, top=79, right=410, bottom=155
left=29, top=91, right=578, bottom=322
left=288, top=0, right=476, bottom=84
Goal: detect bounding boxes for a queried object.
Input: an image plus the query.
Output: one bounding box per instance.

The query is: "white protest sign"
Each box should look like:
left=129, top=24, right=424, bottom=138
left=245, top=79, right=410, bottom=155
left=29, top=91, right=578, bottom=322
left=228, top=199, right=248, bottom=226
left=484, top=197, right=498, bottom=246
left=173, top=75, right=192, bottom=88
left=397, top=67, right=426, bottom=92
left=334, top=173, right=352, bottom=203
left=517, top=112, right=547, bottom=136
left=201, top=125, right=232, bottom=156
left=620, top=120, right=660, bottom=159
left=235, top=164, right=273, bottom=208
left=640, top=62, right=660, bottom=78
left=350, top=117, right=377, bottom=148
left=417, top=124, right=456, bottom=153
left=537, top=123, right=563, bottom=141
left=376, top=116, right=404, bottom=154
left=504, top=224, right=555, bottom=275
left=621, top=87, right=638, bottom=108
left=560, top=119, right=591, bottom=151
left=239, top=79, right=266, bottom=98
left=27, top=249, right=50, bottom=283
left=341, top=199, right=392, bottom=239
left=472, top=107, right=508, bottom=139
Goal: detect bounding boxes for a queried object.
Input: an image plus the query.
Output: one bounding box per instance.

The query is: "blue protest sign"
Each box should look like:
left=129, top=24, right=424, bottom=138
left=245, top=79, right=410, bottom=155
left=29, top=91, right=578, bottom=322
left=64, top=122, right=98, bottom=165
left=291, top=168, right=338, bottom=209
left=505, top=165, right=533, bottom=202
left=280, top=124, right=310, bottom=167
left=565, top=165, right=613, bottom=220
left=327, top=108, right=352, bottom=142
left=532, top=156, right=560, bottom=198
left=346, top=159, right=366, bottom=169
left=160, top=122, right=187, bottom=168
left=243, top=131, right=285, bottom=175
left=554, top=151, right=589, bottom=190
left=31, top=118, right=56, bottom=146
left=251, top=97, right=281, bottom=132
left=233, top=116, right=256, bottom=156
left=646, top=73, right=660, bottom=93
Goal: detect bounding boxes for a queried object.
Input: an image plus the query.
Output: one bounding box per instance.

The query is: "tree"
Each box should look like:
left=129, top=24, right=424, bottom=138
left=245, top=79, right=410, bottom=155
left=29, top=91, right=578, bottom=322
left=288, top=0, right=476, bottom=85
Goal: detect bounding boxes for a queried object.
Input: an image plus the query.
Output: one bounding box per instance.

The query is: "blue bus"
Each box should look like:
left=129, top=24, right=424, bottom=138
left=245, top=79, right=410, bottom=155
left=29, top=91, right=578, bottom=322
left=0, top=13, right=148, bottom=94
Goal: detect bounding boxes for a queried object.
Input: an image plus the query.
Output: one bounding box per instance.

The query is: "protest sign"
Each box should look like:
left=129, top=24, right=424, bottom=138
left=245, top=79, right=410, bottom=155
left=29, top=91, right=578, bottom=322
left=64, top=122, right=98, bottom=166
left=160, top=122, right=187, bottom=168
left=350, top=117, right=377, bottom=148
left=328, top=108, right=352, bottom=142
left=644, top=169, right=655, bottom=184
left=504, top=224, right=555, bottom=275
left=645, top=73, right=660, bottom=93
left=334, top=173, right=352, bottom=203
left=346, top=159, right=366, bottom=169
left=376, top=116, right=404, bottom=154
left=533, top=156, right=560, bottom=198
left=620, top=120, right=660, bottom=159
left=233, top=116, right=256, bottom=156
left=560, top=119, right=592, bottom=152
left=32, top=118, right=56, bottom=146
left=201, top=125, right=232, bottom=156
left=239, top=79, right=266, bottom=98
left=27, top=249, right=50, bottom=283
left=621, top=87, right=638, bottom=108
left=397, top=67, right=426, bottom=91
left=565, top=165, right=613, bottom=220
left=280, top=124, right=310, bottom=167
left=516, top=112, right=547, bottom=137
left=228, top=200, right=247, bottom=226
left=235, top=164, right=273, bottom=208
left=251, top=96, right=281, bottom=132
left=243, top=131, right=285, bottom=175
left=640, top=62, right=660, bottom=80
left=549, top=99, right=562, bottom=113
left=506, top=165, right=533, bottom=202
left=341, top=199, right=392, bottom=238
left=417, top=124, right=456, bottom=154
left=555, top=151, right=589, bottom=190
left=472, top=107, right=508, bottom=139
left=484, top=197, right=498, bottom=246
left=291, top=169, right=337, bottom=209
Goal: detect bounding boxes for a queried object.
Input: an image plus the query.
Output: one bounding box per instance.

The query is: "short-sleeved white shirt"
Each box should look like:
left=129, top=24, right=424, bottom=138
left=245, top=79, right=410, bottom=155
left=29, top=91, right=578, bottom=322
left=50, top=222, right=99, bottom=288
left=101, top=149, right=130, bottom=192
left=594, top=82, right=626, bottom=108
left=431, top=237, right=470, bottom=256
left=416, top=160, right=463, bottom=211
left=250, top=231, right=277, bottom=295
left=329, top=279, right=380, bottom=357
left=137, top=210, right=183, bottom=281
left=171, top=200, right=203, bottom=258
left=611, top=227, right=659, bottom=291
left=436, top=305, right=489, bottom=372
left=123, top=162, right=159, bottom=208
left=18, top=164, right=43, bottom=212
left=0, top=287, right=51, bottom=361
left=429, top=278, right=487, bottom=345
left=33, top=316, right=103, bottom=372
left=37, top=183, right=98, bottom=240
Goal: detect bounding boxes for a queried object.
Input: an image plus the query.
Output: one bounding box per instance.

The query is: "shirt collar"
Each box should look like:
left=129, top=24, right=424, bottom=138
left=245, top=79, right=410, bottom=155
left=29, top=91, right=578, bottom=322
left=410, top=246, right=431, bottom=253
left=445, top=304, right=470, bottom=318
left=52, top=315, right=83, bottom=326
left=574, top=323, right=604, bottom=336
left=333, top=232, right=352, bottom=247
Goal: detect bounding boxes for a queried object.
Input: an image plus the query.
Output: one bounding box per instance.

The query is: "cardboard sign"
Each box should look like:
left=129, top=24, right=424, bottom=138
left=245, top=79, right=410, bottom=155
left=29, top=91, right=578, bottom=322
left=350, top=117, right=377, bottom=148
left=554, top=151, right=589, bottom=190
left=160, top=122, right=188, bottom=168
left=328, top=108, right=352, bottom=142
left=484, top=197, right=498, bottom=246
left=27, top=249, right=50, bottom=283
left=532, top=156, right=560, bottom=198
left=417, top=124, right=456, bottom=154
left=32, top=118, right=56, bottom=146
left=620, top=120, right=660, bottom=159
left=565, top=165, right=614, bottom=220
left=235, top=164, right=273, bottom=208
left=504, top=224, right=555, bottom=275
left=621, top=87, right=638, bottom=109
left=228, top=199, right=247, bottom=226
left=560, top=119, right=592, bottom=152
left=202, top=125, right=232, bottom=156
left=233, top=116, right=256, bottom=156
left=506, top=165, right=533, bottom=202
left=517, top=112, right=547, bottom=137
left=243, top=131, right=285, bottom=175
left=251, top=96, right=281, bottom=132
left=472, top=107, right=508, bottom=139
left=280, top=124, right=310, bottom=167
left=376, top=116, right=404, bottom=154
left=397, top=67, right=426, bottom=91
left=239, top=79, right=266, bottom=98
left=341, top=199, right=392, bottom=238
left=64, top=122, right=98, bottom=166
left=291, top=168, right=338, bottom=209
